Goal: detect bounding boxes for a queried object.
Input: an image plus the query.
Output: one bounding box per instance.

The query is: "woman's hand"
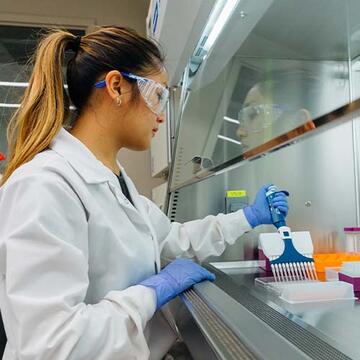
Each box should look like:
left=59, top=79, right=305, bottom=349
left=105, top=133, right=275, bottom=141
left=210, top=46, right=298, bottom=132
left=243, top=184, right=289, bottom=228
left=140, top=259, right=215, bottom=309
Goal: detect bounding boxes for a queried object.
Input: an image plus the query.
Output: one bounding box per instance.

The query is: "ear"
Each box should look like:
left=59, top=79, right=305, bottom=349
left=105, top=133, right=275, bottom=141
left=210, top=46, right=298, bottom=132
left=297, top=108, right=311, bottom=122
left=104, top=70, right=123, bottom=101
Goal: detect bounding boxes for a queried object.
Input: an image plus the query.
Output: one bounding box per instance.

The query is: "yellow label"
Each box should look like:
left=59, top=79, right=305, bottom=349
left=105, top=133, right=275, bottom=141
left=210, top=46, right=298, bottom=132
left=226, top=190, right=247, bottom=198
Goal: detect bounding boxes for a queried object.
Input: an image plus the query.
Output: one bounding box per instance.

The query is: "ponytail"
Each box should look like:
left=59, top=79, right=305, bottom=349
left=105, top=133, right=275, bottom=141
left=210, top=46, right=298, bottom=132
left=1, top=30, right=75, bottom=184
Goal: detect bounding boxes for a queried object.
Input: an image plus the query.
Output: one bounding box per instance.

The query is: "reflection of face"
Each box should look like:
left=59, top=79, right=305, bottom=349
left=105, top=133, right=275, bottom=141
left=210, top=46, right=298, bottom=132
left=236, top=85, right=309, bottom=150
left=237, top=85, right=276, bottom=150
left=118, top=70, right=168, bottom=151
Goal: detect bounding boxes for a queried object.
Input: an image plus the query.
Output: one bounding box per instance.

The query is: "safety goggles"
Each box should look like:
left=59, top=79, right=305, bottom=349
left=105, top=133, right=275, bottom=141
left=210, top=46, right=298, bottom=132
left=95, top=72, right=169, bottom=116
left=238, top=104, right=283, bottom=134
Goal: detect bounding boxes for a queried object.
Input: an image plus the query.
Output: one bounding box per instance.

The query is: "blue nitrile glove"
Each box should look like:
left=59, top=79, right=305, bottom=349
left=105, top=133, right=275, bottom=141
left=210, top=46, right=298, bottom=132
left=243, top=184, right=289, bottom=228
left=140, top=259, right=215, bottom=310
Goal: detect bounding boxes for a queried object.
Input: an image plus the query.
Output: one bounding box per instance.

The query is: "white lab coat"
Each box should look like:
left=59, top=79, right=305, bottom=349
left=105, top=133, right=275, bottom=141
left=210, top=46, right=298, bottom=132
left=0, top=128, right=252, bottom=360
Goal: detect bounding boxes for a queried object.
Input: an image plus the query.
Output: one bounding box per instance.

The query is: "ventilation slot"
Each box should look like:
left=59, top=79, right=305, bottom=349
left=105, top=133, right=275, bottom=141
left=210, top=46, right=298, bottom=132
left=169, top=190, right=179, bottom=222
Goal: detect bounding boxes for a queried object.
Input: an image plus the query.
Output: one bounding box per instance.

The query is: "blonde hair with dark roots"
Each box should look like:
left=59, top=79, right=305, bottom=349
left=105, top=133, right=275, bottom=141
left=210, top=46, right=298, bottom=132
left=1, top=26, right=163, bottom=185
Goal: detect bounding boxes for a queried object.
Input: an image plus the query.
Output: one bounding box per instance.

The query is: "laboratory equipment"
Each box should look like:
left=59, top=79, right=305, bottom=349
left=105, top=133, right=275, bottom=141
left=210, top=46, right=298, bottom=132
left=262, top=185, right=317, bottom=281
left=255, top=276, right=355, bottom=303
left=276, top=281, right=355, bottom=304
left=313, top=253, right=360, bottom=272
left=338, top=261, right=360, bottom=291
left=344, top=227, right=360, bottom=253
left=158, top=0, right=360, bottom=357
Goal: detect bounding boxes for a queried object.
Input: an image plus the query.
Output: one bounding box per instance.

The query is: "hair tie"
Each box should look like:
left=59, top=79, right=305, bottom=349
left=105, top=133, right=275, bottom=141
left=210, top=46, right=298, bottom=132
left=74, top=35, right=82, bottom=51
left=68, top=35, right=82, bottom=53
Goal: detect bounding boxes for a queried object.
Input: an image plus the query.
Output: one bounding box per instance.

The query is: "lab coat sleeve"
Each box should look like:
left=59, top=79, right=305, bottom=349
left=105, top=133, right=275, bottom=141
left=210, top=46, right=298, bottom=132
left=140, top=196, right=252, bottom=261
left=0, top=172, right=156, bottom=360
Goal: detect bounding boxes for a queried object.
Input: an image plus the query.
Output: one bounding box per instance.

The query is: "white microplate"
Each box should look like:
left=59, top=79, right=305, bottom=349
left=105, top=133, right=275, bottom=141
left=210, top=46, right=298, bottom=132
left=255, top=278, right=356, bottom=303
left=276, top=281, right=355, bottom=303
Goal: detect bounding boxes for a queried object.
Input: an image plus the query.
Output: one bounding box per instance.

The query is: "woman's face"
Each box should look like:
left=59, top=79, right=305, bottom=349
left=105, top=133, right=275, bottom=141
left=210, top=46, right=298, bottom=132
left=115, top=69, right=168, bottom=151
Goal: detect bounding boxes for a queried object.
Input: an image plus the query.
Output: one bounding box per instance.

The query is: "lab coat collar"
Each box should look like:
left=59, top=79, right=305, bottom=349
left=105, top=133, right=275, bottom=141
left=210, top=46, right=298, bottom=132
left=50, top=127, right=119, bottom=184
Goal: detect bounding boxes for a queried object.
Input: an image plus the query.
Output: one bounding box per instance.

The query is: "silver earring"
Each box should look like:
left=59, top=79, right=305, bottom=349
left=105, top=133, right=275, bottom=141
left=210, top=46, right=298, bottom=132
left=116, top=96, right=122, bottom=106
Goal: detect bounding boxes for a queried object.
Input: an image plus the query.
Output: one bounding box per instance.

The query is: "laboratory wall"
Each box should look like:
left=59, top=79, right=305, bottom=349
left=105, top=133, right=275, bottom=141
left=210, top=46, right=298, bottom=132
left=0, top=0, right=149, bottom=33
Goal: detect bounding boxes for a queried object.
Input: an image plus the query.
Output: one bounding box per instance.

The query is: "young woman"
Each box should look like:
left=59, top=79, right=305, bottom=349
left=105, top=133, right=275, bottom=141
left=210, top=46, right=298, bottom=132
left=0, top=26, right=288, bottom=359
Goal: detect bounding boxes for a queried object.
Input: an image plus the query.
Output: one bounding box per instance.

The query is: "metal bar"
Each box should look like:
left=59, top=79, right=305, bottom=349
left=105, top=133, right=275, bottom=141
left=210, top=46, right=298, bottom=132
left=170, top=97, right=360, bottom=192
left=183, top=289, right=258, bottom=360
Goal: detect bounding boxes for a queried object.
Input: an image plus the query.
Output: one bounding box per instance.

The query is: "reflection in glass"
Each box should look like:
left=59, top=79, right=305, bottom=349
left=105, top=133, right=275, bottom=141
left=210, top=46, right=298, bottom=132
left=234, top=71, right=318, bottom=152
left=170, top=0, right=359, bottom=190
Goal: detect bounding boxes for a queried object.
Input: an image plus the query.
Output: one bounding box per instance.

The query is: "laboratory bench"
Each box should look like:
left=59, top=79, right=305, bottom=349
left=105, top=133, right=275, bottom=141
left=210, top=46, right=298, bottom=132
left=172, top=261, right=360, bottom=360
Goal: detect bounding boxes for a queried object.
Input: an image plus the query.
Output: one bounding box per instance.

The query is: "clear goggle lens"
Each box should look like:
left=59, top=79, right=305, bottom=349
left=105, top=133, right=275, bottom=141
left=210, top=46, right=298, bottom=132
left=135, top=76, right=169, bottom=116
left=238, top=104, right=283, bottom=134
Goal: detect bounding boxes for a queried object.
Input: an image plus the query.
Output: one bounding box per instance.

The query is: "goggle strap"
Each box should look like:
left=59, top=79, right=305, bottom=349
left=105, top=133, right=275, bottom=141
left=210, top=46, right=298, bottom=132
left=95, top=80, right=106, bottom=88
